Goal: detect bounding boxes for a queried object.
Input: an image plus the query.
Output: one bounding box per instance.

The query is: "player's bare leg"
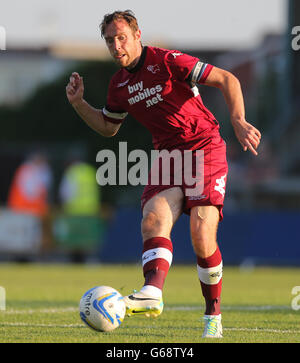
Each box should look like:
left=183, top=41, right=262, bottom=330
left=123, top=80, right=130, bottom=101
left=190, top=205, right=223, bottom=338
left=142, top=187, right=184, bottom=241
left=190, top=205, right=219, bottom=258
left=124, top=187, right=183, bottom=317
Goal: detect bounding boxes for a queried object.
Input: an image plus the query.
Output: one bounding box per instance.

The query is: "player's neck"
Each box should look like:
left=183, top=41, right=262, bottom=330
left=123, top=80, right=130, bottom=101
left=126, top=44, right=144, bottom=71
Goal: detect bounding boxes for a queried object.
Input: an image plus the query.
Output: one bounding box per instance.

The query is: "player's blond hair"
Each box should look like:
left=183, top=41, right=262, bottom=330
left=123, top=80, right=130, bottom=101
left=100, top=10, right=140, bottom=38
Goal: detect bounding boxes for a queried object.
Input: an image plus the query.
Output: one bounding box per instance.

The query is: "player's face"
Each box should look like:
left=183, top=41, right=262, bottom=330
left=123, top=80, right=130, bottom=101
left=104, top=20, right=142, bottom=69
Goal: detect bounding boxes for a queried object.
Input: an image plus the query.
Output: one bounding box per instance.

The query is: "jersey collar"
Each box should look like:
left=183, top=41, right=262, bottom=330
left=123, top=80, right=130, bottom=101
left=125, top=46, right=148, bottom=73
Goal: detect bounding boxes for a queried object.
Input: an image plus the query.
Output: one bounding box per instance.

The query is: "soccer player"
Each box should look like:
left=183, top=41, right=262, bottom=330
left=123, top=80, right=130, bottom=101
left=66, top=10, right=261, bottom=338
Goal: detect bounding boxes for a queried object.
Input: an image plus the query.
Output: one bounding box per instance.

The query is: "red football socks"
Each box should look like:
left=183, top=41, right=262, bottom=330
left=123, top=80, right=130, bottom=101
left=142, top=237, right=173, bottom=290
left=197, top=245, right=223, bottom=315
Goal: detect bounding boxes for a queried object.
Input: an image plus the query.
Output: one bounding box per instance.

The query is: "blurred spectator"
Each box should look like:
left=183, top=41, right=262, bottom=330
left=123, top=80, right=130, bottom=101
left=55, top=157, right=103, bottom=262
left=7, top=151, right=53, bottom=252
left=59, top=160, right=100, bottom=216
left=7, top=152, right=52, bottom=217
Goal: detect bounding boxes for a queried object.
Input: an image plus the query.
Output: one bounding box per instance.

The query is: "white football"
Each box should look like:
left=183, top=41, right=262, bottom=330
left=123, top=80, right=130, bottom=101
left=79, top=286, right=126, bottom=332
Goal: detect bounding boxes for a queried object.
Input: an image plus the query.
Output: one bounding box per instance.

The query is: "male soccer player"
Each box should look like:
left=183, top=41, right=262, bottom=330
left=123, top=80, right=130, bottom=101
left=66, top=10, right=261, bottom=338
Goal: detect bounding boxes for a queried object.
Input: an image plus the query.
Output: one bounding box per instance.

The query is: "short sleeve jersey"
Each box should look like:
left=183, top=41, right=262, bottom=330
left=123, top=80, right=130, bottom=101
left=102, top=46, right=220, bottom=151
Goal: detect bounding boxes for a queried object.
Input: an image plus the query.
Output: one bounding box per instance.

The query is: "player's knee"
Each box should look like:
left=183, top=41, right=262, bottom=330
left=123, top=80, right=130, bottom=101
left=141, top=212, right=164, bottom=240
left=190, top=221, right=210, bottom=245
left=190, top=206, right=218, bottom=242
left=190, top=217, right=217, bottom=257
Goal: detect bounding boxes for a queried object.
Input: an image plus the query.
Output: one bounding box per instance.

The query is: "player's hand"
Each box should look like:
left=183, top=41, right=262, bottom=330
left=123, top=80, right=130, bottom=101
left=232, top=119, right=261, bottom=156
left=66, top=72, right=84, bottom=106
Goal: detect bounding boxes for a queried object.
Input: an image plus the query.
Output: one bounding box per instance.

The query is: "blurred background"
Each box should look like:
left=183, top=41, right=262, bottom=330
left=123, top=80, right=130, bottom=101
left=0, top=0, right=299, bottom=265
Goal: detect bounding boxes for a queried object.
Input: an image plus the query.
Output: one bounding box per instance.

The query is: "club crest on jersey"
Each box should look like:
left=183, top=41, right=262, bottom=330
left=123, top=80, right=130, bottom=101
left=147, top=64, right=160, bottom=74
left=172, top=52, right=183, bottom=58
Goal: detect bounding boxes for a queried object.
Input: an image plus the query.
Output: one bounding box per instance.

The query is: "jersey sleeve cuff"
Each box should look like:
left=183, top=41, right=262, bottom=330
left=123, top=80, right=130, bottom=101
left=102, top=107, right=128, bottom=124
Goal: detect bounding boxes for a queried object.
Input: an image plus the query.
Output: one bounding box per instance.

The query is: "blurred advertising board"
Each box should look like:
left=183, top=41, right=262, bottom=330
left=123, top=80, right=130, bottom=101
left=0, top=208, right=42, bottom=254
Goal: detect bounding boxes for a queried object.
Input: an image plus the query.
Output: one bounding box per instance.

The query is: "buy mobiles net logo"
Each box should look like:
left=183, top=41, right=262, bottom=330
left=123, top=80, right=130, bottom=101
left=0, top=26, right=6, bottom=50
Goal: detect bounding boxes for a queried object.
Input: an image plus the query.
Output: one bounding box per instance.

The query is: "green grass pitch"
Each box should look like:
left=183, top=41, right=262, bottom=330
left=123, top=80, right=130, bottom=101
left=0, top=263, right=300, bottom=343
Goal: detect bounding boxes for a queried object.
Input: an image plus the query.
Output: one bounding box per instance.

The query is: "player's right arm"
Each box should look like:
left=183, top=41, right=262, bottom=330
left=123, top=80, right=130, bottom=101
left=66, top=72, right=121, bottom=137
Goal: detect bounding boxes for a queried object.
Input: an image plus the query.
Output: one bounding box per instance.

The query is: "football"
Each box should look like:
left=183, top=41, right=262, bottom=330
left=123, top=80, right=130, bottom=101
left=79, top=286, right=126, bottom=332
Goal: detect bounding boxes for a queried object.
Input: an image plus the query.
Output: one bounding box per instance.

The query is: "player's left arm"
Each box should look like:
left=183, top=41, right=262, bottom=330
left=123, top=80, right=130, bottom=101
left=204, top=66, right=261, bottom=156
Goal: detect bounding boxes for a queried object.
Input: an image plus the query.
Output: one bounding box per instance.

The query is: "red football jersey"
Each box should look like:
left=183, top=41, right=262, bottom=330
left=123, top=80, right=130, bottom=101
left=102, top=46, right=220, bottom=151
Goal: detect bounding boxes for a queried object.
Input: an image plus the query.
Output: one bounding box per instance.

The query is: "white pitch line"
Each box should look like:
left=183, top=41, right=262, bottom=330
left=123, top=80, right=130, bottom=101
left=167, top=305, right=292, bottom=312
left=1, top=305, right=291, bottom=315
left=0, top=306, right=299, bottom=335
left=223, top=327, right=300, bottom=334
left=0, top=322, right=84, bottom=328
left=3, top=307, right=78, bottom=315
left=0, top=322, right=299, bottom=335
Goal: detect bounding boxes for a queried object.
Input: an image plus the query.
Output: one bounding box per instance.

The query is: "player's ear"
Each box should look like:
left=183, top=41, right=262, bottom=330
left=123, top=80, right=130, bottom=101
left=134, top=29, right=141, bottom=41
